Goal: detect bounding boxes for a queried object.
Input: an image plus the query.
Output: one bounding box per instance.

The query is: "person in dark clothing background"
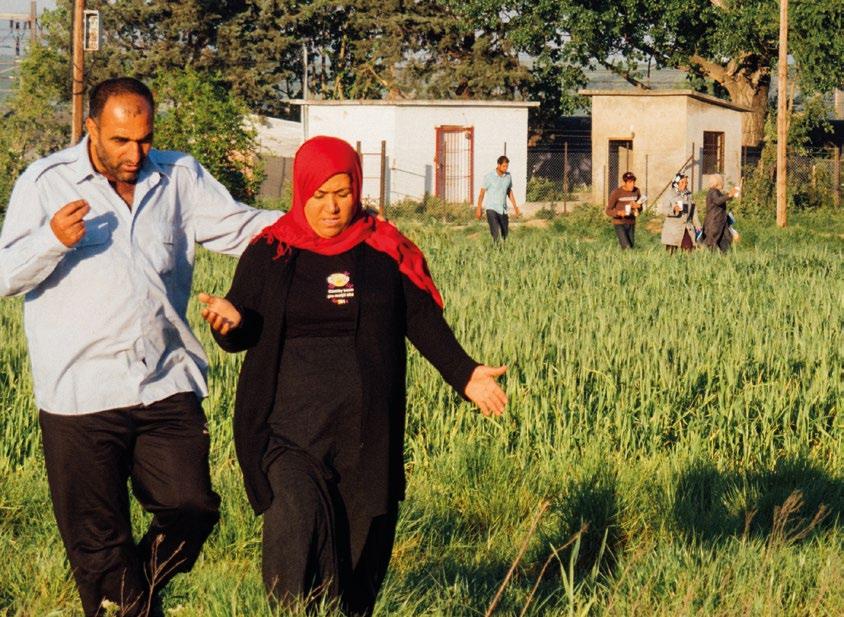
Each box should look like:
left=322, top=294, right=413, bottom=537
left=606, top=171, right=643, bottom=249
left=702, top=173, right=739, bottom=253
left=197, top=136, right=508, bottom=615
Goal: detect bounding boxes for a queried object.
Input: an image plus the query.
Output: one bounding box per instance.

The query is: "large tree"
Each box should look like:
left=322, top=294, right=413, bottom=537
left=40, top=0, right=530, bottom=115
left=512, top=0, right=844, bottom=145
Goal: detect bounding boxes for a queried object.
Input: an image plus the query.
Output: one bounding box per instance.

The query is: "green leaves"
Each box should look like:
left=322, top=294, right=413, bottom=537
left=154, top=69, right=263, bottom=202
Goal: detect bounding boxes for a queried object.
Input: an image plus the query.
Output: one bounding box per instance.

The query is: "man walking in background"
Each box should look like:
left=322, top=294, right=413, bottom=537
left=475, top=155, right=521, bottom=241
left=0, top=77, right=280, bottom=616
left=606, top=171, right=643, bottom=249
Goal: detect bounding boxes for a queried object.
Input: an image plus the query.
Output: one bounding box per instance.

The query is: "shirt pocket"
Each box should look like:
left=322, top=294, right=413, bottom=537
left=74, top=214, right=115, bottom=255
left=145, top=228, right=176, bottom=274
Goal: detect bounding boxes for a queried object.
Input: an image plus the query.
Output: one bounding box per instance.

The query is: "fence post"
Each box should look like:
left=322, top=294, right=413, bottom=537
left=645, top=154, right=649, bottom=203
left=379, top=140, right=387, bottom=215
left=834, top=145, right=841, bottom=208
left=563, top=142, right=568, bottom=214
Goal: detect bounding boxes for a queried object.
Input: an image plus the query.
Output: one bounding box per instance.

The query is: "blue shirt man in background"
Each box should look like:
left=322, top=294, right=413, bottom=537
left=475, top=155, right=521, bottom=241
left=0, top=77, right=280, bottom=616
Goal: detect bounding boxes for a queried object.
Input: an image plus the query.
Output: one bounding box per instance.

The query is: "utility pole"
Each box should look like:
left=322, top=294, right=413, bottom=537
left=30, top=1, right=37, bottom=44
left=776, top=0, right=788, bottom=227
left=71, top=0, right=85, bottom=145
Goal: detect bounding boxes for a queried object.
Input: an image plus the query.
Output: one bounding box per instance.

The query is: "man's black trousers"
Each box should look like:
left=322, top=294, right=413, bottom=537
left=486, top=210, right=510, bottom=241
left=39, top=392, right=220, bottom=617
left=614, top=223, right=635, bottom=249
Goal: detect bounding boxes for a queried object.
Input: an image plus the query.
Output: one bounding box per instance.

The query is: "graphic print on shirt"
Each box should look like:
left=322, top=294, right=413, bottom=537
left=326, top=272, right=355, bottom=305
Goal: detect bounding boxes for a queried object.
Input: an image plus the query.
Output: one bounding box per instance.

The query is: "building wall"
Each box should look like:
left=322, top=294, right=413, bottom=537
left=590, top=95, right=688, bottom=204
left=305, top=106, right=399, bottom=203
left=250, top=115, right=304, bottom=157
left=590, top=94, right=744, bottom=204
left=305, top=104, right=530, bottom=205
left=685, top=98, right=743, bottom=192
left=392, top=106, right=529, bottom=205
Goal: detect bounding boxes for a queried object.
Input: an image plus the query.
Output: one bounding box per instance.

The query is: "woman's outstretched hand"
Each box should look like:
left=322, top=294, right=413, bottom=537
left=464, top=365, right=508, bottom=417
left=197, top=292, right=242, bottom=335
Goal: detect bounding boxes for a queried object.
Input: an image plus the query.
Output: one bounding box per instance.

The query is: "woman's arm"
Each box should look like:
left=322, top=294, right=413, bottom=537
left=403, top=277, right=507, bottom=416
left=200, top=240, right=272, bottom=353
left=708, top=189, right=732, bottom=208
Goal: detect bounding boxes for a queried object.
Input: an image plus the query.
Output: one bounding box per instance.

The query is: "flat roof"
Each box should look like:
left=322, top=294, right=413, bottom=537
left=291, top=99, right=539, bottom=108
left=579, top=89, right=749, bottom=112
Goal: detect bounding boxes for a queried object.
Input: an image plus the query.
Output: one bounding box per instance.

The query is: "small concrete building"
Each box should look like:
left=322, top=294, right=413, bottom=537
left=581, top=90, right=748, bottom=204
left=292, top=99, right=538, bottom=207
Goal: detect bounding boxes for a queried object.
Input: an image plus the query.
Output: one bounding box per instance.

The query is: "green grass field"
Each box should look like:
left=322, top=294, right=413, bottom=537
left=1, top=209, right=842, bottom=616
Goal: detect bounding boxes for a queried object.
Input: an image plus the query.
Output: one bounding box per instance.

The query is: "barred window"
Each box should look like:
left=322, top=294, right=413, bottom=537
left=702, top=131, right=725, bottom=174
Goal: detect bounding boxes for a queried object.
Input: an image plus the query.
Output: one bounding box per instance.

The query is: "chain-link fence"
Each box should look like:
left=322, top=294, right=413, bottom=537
left=741, top=147, right=843, bottom=209
left=526, top=148, right=592, bottom=202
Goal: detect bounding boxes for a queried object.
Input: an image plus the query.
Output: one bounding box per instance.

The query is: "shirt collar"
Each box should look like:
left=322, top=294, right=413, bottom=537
left=69, top=136, right=97, bottom=184
left=69, top=135, right=168, bottom=185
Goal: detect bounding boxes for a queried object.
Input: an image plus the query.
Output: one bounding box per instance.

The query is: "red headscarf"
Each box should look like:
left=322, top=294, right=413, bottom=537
left=254, top=135, right=444, bottom=308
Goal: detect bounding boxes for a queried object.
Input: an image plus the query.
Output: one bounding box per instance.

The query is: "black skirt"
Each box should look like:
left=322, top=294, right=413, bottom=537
left=264, top=335, right=375, bottom=565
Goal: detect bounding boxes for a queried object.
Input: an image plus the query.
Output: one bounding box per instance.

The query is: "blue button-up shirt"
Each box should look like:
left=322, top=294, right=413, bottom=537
left=481, top=170, right=513, bottom=215
left=0, top=137, right=281, bottom=415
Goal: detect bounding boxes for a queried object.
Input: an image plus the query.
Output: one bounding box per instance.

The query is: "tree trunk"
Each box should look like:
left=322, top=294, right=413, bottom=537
left=721, top=77, right=770, bottom=147
left=689, top=55, right=771, bottom=147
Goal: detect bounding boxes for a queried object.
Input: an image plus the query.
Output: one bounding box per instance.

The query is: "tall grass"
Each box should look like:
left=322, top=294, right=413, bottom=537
left=1, top=212, right=842, bottom=615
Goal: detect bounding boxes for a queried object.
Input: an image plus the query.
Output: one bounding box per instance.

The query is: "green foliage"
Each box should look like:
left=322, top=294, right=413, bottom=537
left=509, top=0, right=844, bottom=142
left=526, top=176, right=567, bottom=202
left=738, top=97, right=837, bottom=218
left=0, top=44, right=70, bottom=210
left=153, top=69, right=263, bottom=202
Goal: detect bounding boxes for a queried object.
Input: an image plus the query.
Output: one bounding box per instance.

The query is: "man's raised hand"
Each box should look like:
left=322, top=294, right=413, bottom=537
left=197, top=292, right=242, bottom=335
left=50, top=200, right=90, bottom=247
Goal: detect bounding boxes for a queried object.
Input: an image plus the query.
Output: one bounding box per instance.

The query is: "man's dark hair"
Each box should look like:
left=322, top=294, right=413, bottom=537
left=89, top=77, right=154, bottom=120
left=497, top=155, right=510, bottom=165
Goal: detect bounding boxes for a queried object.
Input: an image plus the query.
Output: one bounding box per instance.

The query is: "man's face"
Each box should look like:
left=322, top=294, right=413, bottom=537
left=86, top=94, right=153, bottom=183
left=623, top=177, right=635, bottom=190
left=496, top=161, right=509, bottom=175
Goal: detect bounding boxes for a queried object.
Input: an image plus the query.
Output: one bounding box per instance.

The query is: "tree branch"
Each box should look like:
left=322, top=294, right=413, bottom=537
left=597, top=59, right=651, bottom=89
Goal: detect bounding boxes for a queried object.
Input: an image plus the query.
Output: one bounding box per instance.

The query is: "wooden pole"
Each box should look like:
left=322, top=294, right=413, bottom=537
left=562, top=141, right=568, bottom=213
left=29, top=1, right=36, bottom=45
left=776, top=0, right=788, bottom=227
left=690, top=142, right=695, bottom=193
left=70, top=0, right=84, bottom=145
left=833, top=145, right=841, bottom=208
left=379, top=140, right=387, bottom=215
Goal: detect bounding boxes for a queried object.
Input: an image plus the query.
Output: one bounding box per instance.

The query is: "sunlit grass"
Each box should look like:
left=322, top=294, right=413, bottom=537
left=1, top=212, right=842, bottom=615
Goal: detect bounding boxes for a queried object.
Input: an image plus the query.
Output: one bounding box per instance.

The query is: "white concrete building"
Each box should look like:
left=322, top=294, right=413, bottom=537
left=581, top=90, right=747, bottom=204
left=285, top=99, right=538, bottom=206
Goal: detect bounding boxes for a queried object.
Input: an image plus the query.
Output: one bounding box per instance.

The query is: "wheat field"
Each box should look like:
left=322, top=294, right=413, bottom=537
left=1, top=210, right=842, bottom=615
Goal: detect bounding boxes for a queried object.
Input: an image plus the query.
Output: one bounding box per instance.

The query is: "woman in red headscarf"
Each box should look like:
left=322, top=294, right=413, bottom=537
left=197, top=136, right=507, bottom=613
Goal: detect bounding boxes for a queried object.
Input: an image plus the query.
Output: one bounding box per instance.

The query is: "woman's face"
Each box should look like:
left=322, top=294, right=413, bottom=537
left=304, top=173, right=356, bottom=238
left=677, top=177, right=687, bottom=191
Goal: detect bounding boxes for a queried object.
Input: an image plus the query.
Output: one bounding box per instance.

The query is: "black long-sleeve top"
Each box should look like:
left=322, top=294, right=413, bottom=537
left=703, top=188, right=732, bottom=247
left=212, top=239, right=479, bottom=515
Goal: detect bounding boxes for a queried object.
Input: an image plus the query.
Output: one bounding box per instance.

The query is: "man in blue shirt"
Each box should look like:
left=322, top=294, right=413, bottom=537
left=0, top=78, right=280, bottom=616
left=475, top=155, right=521, bottom=241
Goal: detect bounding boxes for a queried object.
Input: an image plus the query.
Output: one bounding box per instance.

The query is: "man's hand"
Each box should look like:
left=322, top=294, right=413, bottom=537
left=50, top=200, right=90, bottom=248
left=197, top=292, right=242, bottom=335
left=513, top=206, right=522, bottom=218
left=464, top=365, right=508, bottom=417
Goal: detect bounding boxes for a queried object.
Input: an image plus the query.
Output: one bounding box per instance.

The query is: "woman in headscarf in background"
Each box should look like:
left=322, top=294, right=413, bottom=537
left=658, top=173, right=700, bottom=253
left=197, top=136, right=508, bottom=614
